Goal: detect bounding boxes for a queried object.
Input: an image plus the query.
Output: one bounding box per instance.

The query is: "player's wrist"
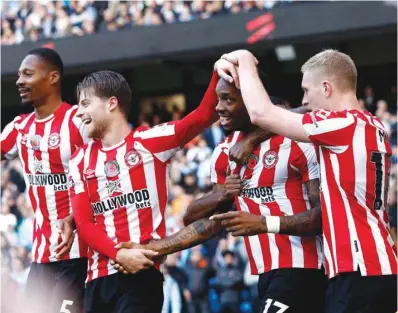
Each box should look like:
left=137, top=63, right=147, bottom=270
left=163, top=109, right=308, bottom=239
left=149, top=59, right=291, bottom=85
left=264, top=216, right=280, bottom=233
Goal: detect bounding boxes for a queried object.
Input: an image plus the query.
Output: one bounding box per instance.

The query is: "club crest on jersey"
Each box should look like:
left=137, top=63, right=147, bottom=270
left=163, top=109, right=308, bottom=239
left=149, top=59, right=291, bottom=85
left=263, top=151, right=278, bottom=169
left=48, top=133, right=60, bottom=149
left=104, top=160, right=120, bottom=177
left=30, top=134, right=42, bottom=150
left=245, top=154, right=259, bottom=170
left=124, top=150, right=142, bottom=168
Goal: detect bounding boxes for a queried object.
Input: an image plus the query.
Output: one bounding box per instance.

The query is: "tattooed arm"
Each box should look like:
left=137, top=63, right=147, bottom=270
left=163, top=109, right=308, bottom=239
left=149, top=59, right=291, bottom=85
left=145, top=218, right=222, bottom=256
left=115, top=218, right=222, bottom=259
left=183, top=183, right=236, bottom=226
left=211, top=178, right=321, bottom=237
left=279, top=178, right=322, bottom=236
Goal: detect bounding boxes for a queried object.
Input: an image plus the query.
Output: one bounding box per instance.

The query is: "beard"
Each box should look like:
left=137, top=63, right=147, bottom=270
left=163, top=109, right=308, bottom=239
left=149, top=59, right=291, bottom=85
left=87, top=118, right=108, bottom=140
left=21, top=98, right=35, bottom=108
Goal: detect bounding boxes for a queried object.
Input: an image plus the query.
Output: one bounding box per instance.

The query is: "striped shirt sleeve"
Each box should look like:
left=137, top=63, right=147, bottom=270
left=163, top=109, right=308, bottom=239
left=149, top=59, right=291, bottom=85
left=210, top=141, right=229, bottom=184
left=294, top=142, right=320, bottom=182
left=1, top=116, right=21, bottom=160
left=302, top=109, right=356, bottom=148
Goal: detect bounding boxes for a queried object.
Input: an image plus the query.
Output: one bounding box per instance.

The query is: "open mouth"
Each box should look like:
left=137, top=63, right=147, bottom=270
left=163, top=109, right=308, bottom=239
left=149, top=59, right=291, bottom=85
left=18, top=88, right=30, bottom=97
left=219, top=116, right=232, bottom=125
left=82, top=117, right=92, bottom=125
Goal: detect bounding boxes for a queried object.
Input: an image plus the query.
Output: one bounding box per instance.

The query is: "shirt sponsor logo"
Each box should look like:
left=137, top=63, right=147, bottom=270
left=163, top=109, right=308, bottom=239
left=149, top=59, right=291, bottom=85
left=104, top=160, right=120, bottom=177
left=106, top=179, right=123, bottom=196
left=91, top=189, right=151, bottom=215
left=263, top=151, right=278, bottom=169
left=33, top=156, right=44, bottom=173
left=84, top=168, right=96, bottom=179
left=48, top=133, right=61, bottom=149
left=241, top=186, right=275, bottom=203
left=27, top=173, right=69, bottom=191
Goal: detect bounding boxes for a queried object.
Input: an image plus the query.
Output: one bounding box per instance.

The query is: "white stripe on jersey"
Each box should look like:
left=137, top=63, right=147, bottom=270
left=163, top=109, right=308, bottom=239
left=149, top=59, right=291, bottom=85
left=319, top=149, right=339, bottom=273
left=330, top=153, right=364, bottom=273
left=96, top=151, right=117, bottom=242
left=154, top=147, right=180, bottom=163
left=42, top=120, right=59, bottom=262
left=133, top=123, right=176, bottom=139
left=134, top=141, right=162, bottom=240
left=115, top=144, right=141, bottom=243
left=238, top=197, right=264, bottom=273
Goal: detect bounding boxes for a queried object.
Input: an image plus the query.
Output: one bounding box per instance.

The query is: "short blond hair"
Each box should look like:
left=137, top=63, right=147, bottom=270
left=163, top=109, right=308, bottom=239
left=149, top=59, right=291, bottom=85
left=301, top=49, right=357, bottom=92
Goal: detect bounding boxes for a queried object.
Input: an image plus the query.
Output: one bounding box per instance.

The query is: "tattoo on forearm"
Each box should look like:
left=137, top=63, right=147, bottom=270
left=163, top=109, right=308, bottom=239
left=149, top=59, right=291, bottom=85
left=148, top=218, right=221, bottom=256
left=279, top=179, right=322, bottom=236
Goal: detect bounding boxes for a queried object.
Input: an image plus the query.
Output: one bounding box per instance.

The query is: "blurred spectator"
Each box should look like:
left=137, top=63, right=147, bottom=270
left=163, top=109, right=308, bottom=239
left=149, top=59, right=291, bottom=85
left=364, top=85, right=376, bottom=114
left=1, top=0, right=295, bottom=46
left=162, top=265, right=183, bottom=313
left=184, top=247, right=213, bottom=313
left=214, top=250, right=244, bottom=313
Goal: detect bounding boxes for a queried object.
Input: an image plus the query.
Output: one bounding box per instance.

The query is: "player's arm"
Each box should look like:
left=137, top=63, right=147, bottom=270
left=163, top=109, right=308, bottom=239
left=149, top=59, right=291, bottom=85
left=1, top=116, right=21, bottom=161
left=211, top=179, right=322, bottom=237
left=183, top=183, right=234, bottom=226
left=229, top=106, right=311, bottom=164
left=219, top=51, right=309, bottom=142
left=279, top=178, right=322, bottom=236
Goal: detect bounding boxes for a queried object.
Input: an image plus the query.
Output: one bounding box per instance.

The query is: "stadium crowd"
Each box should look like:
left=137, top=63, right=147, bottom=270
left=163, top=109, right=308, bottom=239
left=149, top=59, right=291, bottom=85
left=1, top=84, right=396, bottom=313
left=1, top=0, right=296, bottom=46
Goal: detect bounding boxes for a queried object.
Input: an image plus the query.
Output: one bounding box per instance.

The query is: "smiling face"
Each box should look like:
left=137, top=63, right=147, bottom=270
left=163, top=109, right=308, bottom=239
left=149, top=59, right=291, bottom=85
left=215, top=78, right=252, bottom=132
left=76, top=89, right=111, bottom=139
left=16, top=54, right=58, bottom=107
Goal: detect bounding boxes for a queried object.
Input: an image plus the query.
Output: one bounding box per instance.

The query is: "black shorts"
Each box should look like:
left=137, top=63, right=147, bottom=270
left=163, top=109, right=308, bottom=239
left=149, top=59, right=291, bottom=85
left=325, top=271, right=397, bottom=313
left=84, top=268, right=164, bottom=313
left=258, top=268, right=327, bottom=313
left=25, top=258, right=87, bottom=313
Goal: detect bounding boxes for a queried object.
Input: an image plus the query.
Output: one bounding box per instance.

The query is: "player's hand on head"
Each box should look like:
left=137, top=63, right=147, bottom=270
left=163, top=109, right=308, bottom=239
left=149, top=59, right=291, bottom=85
left=229, top=139, right=255, bottom=165
left=55, top=218, right=75, bottom=259
left=210, top=211, right=267, bottom=236
left=221, top=50, right=259, bottom=67
left=224, top=174, right=243, bottom=200
left=214, top=59, right=240, bottom=88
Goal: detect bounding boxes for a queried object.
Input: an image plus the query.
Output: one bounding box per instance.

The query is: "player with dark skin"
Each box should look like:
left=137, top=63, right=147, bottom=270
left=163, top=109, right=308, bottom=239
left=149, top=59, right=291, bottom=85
left=112, top=76, right=319, bottom=274
left=3, top=50, right=74, bottom=257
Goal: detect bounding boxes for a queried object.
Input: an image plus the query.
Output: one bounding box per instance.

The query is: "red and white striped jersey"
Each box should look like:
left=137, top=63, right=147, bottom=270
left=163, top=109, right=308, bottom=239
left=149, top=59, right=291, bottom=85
left=69, top=123, right=181, bottom=282
left=211, top=132, right=323, bottom=275
left=0, top=102, right=88, bottom=263
left=302, top=109, right=397, bottom=278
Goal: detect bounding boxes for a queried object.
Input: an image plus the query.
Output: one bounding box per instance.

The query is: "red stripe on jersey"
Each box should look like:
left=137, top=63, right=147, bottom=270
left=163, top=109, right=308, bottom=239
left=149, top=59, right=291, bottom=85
left=287, top=141, right=318, bottom=268
left=34, top=123, right=52, bottom=263
left=127, top=144, right=153, bottom=244
left=112, top=142, right=130, bottom=243
left=48, top=111, right=69, bottom=259
left=235, top=200, right=258, bottom=274
left=262, top=136, right=293, bottom=269
left=323, top=150, right=354, bottom=272
left=154, top=160, right=167, bottom=238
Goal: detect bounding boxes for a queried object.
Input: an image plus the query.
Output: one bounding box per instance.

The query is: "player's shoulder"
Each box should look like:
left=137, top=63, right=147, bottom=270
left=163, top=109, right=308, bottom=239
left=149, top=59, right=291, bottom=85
left=13, top=112, right=35, bottom=125
left=70, top=141, right=92, bottom=162
left=304, top=109, right=355, bottom=123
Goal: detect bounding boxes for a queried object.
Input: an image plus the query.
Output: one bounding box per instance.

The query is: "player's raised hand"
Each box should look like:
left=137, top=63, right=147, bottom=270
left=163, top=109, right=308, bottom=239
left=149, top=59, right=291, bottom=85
left=221, top=50, right=258, bottom=67
left=224, top=174, right=243, bottom=200
left=55, top=217, right=75, bottom=259
left=214, top=59, right=240, bottom=88
left=115, top=248, right=158, bottom=274
left=210, top=211, right=267, bottom=236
